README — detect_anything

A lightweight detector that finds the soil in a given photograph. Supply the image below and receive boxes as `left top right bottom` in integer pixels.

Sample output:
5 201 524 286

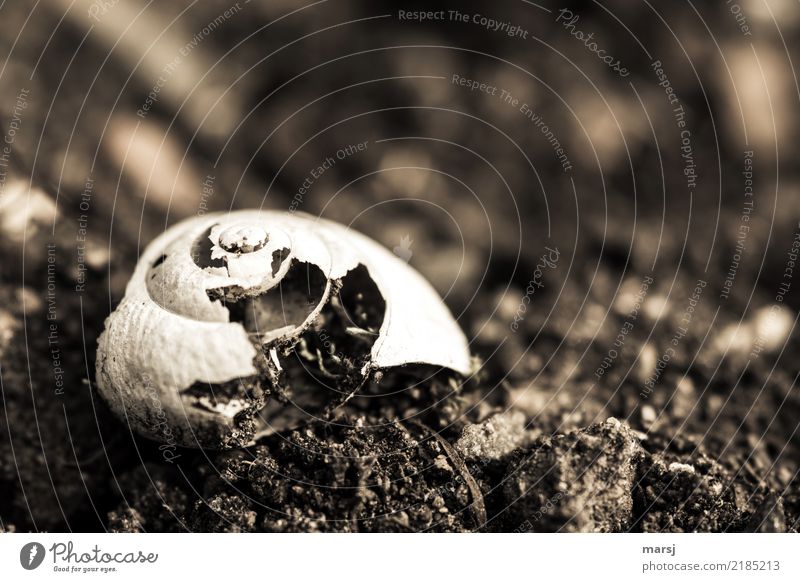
1 0 799 532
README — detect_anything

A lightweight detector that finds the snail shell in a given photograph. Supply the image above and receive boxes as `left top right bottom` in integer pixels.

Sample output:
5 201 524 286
96 210 472 448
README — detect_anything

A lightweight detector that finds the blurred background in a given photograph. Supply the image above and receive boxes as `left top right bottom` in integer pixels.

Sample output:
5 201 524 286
1 0 800 532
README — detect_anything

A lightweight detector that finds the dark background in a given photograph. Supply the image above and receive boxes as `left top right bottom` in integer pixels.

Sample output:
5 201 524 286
1 0 799 532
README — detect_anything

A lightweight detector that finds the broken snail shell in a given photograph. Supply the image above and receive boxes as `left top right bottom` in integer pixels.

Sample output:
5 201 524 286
96 210 473 449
